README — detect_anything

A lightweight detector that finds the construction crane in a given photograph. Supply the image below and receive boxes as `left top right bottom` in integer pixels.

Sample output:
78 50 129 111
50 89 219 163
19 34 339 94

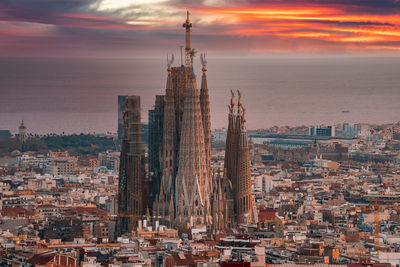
117 213 142 218
117 207 159 219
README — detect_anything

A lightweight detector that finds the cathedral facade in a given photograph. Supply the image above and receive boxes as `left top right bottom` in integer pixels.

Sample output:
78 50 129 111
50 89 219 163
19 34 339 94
150 12 212 233
149 12 256 234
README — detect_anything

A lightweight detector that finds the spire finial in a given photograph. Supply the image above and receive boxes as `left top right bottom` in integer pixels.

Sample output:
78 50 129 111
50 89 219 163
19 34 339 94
167 53 174 71
229 90 235 113
200 53 207 72
237 90 242 115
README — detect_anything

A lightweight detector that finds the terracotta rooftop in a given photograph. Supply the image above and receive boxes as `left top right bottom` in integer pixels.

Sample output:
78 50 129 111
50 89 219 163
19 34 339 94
64 206 108 217
1 207 35 217
27 251 56 265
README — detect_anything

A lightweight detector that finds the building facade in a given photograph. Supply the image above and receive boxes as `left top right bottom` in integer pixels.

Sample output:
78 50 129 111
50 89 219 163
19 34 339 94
150 12 256 233
148 95 164 204
151 12 212 232
117 96 146 234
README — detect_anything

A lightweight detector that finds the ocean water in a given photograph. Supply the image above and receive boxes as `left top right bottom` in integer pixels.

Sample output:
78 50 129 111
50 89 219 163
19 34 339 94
1 56 399 134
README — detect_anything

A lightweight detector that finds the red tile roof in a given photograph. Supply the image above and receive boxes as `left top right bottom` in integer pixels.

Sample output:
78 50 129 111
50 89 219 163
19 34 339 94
1 207 35 217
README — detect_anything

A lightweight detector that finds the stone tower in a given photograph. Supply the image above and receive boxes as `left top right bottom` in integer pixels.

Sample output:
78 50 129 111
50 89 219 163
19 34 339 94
157 63 176 224
18 120 28 144
224 91 256 224
224 91 238 191
175 57 211 231
200 53 211 189
117 96 146 234
150 12 212 230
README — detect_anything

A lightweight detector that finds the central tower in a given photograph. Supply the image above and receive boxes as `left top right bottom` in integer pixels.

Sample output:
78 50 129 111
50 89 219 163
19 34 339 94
150 12 212 233
175 53 211 231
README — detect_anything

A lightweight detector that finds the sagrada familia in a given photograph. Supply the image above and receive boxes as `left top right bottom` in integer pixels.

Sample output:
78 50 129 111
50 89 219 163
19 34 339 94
118 11 257 236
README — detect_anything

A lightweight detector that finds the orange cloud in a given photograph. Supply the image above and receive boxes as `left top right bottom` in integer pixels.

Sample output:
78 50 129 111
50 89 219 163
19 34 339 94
194 6 400 52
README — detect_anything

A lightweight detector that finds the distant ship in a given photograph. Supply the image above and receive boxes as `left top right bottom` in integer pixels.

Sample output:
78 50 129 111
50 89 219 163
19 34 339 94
342 110 351 113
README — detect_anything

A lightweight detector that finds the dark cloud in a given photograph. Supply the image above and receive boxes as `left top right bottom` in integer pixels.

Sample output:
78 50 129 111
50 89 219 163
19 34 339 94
0 0 98 25
0 0 99 13
300 19 395 27
0 0 145 31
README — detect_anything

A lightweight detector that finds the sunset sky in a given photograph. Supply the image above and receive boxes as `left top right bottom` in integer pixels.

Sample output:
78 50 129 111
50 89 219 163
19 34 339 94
1 0 400 57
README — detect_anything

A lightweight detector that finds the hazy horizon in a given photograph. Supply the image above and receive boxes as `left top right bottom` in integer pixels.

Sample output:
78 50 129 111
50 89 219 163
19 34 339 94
1 56 399 134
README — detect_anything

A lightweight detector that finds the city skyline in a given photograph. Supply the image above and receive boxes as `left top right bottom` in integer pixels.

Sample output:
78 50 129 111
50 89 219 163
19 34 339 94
1 6 400 266
1 2 400 134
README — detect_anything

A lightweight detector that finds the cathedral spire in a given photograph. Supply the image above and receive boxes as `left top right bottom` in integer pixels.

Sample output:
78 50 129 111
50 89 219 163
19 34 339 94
200 53 208 90
175 47 210 231
161 53 176 204
183 10 192 67
200 53 211 195
224 90 236 185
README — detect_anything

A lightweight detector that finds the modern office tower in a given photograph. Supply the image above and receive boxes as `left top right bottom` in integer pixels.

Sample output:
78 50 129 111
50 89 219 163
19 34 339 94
310 125 334 137
148 95 164 203
117 96 146 234
342 123 359 138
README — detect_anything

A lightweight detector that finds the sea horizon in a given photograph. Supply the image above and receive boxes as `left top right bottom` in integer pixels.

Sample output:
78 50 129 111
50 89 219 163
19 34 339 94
1 55 400 134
